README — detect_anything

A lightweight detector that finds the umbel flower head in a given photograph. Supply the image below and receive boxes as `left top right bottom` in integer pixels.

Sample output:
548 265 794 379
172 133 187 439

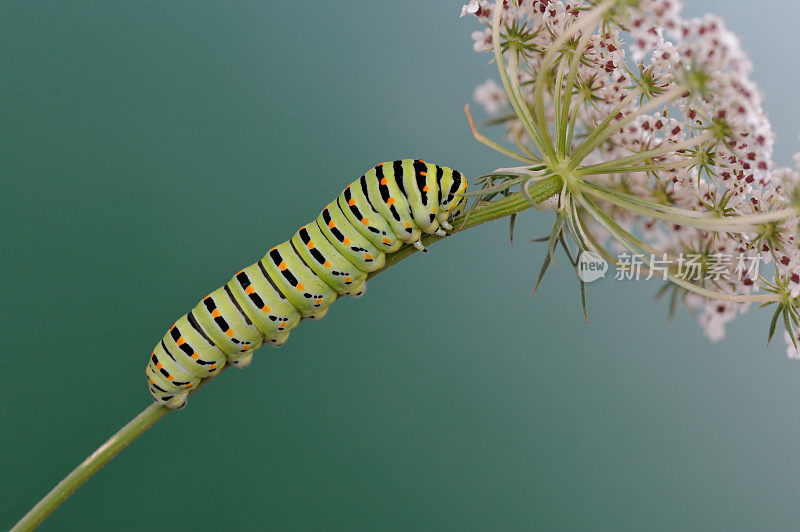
461 0 800 356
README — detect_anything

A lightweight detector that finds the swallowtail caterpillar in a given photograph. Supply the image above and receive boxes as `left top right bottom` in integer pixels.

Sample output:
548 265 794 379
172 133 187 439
146 159 468 408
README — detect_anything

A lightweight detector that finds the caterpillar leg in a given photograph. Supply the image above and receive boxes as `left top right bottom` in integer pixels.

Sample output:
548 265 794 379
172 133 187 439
436 167 468 223
268 330 292 347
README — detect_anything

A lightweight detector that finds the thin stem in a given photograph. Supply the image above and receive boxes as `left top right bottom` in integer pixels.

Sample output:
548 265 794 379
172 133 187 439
580 183 735 230
569 84 686 169
11 404 170 532
13 174 565 532
579 179 711 218
558 21 595 156
490 2 548 154
464 177 524 196
581 181 800 230
508 49 554 158
569 88 641 163
576 204 618 263
531 0 615 159
494 165 546 175
565 94 585 153
576 157 698 177
576 132 712 175
553 54 569 155
511 126 541 160
578 194 779 304
698 207 800 227
464 105 536 163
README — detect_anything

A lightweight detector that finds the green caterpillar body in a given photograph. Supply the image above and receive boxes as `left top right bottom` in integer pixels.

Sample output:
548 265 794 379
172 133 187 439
146 159 469 409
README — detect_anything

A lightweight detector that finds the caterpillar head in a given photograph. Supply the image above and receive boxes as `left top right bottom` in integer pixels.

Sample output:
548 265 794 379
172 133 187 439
449 193 468 219
437 167 469 221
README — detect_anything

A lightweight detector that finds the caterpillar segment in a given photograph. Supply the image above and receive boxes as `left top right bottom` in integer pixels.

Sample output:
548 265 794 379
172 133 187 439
316 204 385 273
146 159 468 409
292 224 367 297
366 161 424 248
228 264 301 347
338 178 402 253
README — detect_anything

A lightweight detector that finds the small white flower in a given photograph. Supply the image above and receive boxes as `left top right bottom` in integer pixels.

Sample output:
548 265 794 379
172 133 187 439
460 0 480 18
460 0 491 20
473 79 506 115
785 331 800 360
470 28 493 53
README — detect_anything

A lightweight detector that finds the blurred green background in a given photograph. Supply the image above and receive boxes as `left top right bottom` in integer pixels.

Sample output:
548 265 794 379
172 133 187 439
3 1 800 530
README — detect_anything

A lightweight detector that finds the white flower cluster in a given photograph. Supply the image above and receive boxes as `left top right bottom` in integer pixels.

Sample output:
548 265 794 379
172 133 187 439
461 0 800 356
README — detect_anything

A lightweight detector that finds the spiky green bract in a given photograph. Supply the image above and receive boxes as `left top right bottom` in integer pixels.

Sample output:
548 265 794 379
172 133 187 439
761 275 800 349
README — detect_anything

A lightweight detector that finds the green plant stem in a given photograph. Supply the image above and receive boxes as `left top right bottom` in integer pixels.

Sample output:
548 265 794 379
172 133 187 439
11 405 169 532
12 174 564 532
